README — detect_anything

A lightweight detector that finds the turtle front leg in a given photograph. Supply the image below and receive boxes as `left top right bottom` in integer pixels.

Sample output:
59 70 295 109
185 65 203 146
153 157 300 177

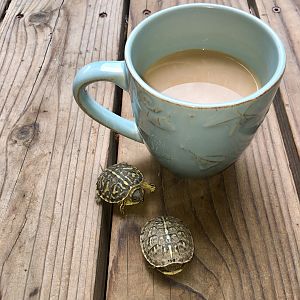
95 189 101 205
141 181 156 193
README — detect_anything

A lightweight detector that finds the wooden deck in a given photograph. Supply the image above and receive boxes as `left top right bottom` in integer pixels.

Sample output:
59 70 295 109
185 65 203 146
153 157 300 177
0 0 299 299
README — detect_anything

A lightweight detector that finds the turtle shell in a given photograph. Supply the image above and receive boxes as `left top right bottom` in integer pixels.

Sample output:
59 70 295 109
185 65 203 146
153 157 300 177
140 216 194 268
96 163 143 203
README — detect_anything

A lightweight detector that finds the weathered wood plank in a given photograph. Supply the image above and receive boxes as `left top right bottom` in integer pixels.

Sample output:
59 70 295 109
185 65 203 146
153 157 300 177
250 0 300 159
106 0 300 299
0 0 125 299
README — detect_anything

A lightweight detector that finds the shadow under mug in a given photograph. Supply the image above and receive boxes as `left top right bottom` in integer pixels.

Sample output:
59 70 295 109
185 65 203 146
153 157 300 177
73 4 286 178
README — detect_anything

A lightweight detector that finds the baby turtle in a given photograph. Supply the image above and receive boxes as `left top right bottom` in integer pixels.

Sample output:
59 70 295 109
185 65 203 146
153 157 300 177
96 163 155 213
140 216 194 275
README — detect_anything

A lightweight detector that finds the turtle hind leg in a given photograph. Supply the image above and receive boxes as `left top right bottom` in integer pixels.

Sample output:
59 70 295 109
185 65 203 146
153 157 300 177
141 181 156 193
119 200 126 214
118 196 140 214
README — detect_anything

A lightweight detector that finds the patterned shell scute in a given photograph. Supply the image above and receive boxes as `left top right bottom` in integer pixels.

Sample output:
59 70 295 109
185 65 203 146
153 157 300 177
97 163 143 203
140 216 194 267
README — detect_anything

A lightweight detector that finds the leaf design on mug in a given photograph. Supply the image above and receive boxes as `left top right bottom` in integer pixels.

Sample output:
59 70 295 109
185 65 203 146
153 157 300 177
239 101 271 134
147 111 176 131
229 110 259 136
180 146 225 170
140 93 163 113
203 102 268 136
136 89 176 131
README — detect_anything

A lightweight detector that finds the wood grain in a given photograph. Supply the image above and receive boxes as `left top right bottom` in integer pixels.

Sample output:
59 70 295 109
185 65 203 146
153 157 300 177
0 0 124 299
251 0 300 158
106 0 300 299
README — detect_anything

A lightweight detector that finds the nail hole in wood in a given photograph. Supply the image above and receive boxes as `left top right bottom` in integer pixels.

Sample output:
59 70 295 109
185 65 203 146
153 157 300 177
16 13 24 19
143 9 151 16
99 12 107 18
272 6 281 13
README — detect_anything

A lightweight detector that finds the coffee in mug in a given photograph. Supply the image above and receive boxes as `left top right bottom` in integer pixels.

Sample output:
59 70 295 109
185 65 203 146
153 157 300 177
143 49 261 104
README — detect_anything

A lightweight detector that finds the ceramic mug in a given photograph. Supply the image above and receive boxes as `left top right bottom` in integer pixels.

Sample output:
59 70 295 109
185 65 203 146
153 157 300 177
73 4 285 177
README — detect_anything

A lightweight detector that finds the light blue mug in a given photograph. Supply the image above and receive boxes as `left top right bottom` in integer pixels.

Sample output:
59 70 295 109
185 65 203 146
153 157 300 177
73 4 285 177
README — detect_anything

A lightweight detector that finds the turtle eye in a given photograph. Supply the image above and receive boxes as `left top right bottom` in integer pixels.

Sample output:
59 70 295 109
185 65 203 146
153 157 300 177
131 188 144 203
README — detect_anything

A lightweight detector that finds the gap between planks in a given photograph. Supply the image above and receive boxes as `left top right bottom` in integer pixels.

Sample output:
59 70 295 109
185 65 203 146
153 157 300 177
246 0 300 199
93 0 131 299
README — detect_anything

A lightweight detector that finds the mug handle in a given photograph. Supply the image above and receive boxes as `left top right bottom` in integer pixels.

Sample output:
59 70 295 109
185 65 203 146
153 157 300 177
72 61 143 143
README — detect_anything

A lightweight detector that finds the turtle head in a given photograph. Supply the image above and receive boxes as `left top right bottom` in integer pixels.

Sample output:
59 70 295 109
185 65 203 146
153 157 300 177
130 187 145 204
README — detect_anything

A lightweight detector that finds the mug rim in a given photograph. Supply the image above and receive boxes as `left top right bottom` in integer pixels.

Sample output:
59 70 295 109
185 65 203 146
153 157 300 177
124 3 286 108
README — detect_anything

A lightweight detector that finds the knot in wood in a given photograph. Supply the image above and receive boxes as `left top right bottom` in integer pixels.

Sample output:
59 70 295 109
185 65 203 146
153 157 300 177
28 11 51 25
12 123 39 145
